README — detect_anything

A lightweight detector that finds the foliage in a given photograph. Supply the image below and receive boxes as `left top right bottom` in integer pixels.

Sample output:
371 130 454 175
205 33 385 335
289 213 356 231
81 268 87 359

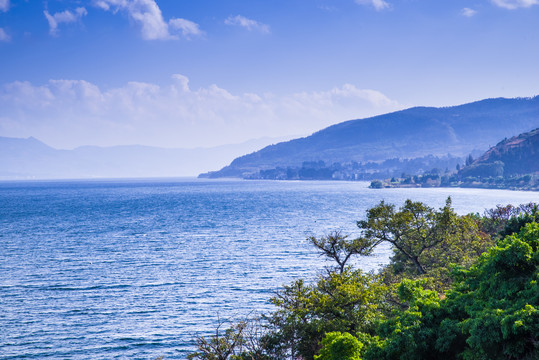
261 270 386 360
448 222 539 360
358 197 492 290
480 202 539 239
315 332 363 360
188 318 271 360
459 161 504 178
359 279 444 360
355 222 539 360
187 320 248 360
369 180 384 189
308 231 375 274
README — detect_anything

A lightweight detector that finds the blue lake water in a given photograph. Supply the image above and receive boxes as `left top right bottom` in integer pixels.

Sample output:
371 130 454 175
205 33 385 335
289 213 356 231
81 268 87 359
1 179 538 359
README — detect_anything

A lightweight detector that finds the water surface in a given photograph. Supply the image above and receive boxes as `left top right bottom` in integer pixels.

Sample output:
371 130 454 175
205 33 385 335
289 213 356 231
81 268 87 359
1 179 538 359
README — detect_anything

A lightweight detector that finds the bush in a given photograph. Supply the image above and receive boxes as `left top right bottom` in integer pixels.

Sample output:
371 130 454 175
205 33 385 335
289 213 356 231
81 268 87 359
315 332 363 360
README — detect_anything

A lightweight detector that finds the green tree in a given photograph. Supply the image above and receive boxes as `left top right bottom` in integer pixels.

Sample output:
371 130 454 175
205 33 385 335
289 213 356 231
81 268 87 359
369 180 384 189
188 320 247 360
360 279 444 360
315 332 363 360
188 317 271 360
480 202 539 239
358 197 491 290
308 231 375 274
449 222 539 360
262 270 386 360
356 221 539 360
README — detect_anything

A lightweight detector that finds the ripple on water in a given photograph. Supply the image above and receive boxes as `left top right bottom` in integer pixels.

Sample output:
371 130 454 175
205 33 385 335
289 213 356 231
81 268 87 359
1 179 538 359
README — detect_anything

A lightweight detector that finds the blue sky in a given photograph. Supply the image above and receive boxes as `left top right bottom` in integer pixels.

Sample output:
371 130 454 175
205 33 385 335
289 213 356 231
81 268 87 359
0 0 538 149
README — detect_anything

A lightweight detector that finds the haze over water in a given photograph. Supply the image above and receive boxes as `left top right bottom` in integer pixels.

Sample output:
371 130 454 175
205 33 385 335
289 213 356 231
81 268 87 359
1 179 538 359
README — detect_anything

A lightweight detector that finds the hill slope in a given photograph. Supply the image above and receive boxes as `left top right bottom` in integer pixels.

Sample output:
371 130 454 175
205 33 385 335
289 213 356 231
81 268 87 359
463 128 539 177
202 97 539 178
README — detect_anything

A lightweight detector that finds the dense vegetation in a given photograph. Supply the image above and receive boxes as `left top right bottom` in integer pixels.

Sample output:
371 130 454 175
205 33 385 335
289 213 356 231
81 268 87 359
241 156 462 181
187 200 539 360
371 172 539 191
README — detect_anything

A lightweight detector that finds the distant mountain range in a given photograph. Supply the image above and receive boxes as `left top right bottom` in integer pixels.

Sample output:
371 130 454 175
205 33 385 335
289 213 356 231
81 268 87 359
202 96 539 178
0 136 293 180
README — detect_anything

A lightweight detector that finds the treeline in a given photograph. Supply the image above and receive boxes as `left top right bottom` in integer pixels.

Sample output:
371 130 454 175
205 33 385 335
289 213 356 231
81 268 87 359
372 171 539 190
245 155 462 181
187 200 539 360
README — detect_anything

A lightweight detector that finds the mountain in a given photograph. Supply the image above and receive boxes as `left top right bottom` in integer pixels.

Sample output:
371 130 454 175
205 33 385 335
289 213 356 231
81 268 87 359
0 136 292 180
460 128 539 178
202 97 539 178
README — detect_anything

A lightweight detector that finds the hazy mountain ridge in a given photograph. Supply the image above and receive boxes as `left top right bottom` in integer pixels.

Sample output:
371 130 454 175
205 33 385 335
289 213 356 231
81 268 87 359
0 136 293 179
202 96 539 178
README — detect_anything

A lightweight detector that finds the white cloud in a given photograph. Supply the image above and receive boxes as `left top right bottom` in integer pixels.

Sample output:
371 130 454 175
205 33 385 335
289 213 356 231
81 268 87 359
0 0 9 12
127 0 169 40
224 15 270 33
94 1 111 11
0 76 402 149
461 8 478 17
355 0 390 11
94 0 202 40
491 0 539 9
169 18 203 39
44 7 87 36
0 28 10 42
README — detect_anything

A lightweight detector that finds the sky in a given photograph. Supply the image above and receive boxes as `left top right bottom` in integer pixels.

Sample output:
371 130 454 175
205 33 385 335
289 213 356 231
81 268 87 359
0 0 538 149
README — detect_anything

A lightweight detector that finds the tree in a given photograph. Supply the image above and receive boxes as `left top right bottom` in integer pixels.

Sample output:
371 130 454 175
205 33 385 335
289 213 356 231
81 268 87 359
481 202 539 238
315 332 363 360
260 198 493 359
359 279 444 360
188 316 272 360
357 197 491 289
262 270 386 360
448 222 539 360
308 231 375 274
188 319 248 360
355 221 539 360
465 154 474 166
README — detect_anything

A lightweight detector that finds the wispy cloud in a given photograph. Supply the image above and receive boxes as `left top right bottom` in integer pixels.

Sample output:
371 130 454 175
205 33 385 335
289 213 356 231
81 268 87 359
94 0 202 40
355 0 390 11
491 0 539 9
0 0 9 12
0 27 10 42
44 7 87 36
461 8 478 17
0 76 401 149
224 15 270 33
169 18 203 39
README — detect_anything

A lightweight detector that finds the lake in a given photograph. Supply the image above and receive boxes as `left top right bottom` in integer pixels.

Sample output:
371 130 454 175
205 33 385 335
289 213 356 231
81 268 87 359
1 179 538 359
